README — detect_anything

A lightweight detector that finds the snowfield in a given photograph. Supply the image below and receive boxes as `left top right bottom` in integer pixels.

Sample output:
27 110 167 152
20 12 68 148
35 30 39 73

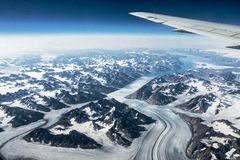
0 49 240 160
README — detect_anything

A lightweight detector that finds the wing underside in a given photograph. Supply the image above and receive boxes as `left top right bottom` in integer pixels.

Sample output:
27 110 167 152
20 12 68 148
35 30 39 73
130 12 240 48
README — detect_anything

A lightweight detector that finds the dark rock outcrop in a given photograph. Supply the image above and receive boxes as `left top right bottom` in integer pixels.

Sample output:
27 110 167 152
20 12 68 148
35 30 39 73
56 90 105 104
0 89 30 103
176 93 217 113
23 128 102 149
21 97 51 112
48 98 155 147
21 96 69 112
0 105 44 128
180 114 240 160
146 92 177 105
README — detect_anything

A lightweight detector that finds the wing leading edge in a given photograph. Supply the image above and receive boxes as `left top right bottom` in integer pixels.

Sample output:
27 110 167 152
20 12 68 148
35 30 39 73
130 12 240 49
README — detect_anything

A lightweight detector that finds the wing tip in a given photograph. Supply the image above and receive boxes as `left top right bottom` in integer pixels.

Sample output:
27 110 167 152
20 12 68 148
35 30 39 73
129 12 166 24
129 12 146 17
129 12 137 16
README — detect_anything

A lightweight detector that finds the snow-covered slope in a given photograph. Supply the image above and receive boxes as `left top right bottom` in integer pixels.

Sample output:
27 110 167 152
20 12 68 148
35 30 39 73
25 98 155 148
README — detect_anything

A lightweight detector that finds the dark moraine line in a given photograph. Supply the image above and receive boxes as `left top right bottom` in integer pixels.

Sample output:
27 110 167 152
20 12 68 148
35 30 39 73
130 110 168 160
151 118 168 160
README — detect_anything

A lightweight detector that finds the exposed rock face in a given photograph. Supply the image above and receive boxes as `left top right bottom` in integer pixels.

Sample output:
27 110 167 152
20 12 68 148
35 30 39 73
43 97 70 110
220 71 237 85
176 93 218 113
21 96 70 112
229 89 240 95
58 98 155 146
56 90 106 104
126 76 189 105
0 74 30 83
24 98 155 148
180 114 240 160
78 82 116 95
23 128 102 149
21 97 51 112
146 92 177 105
0 105 44 128
77 73 131 94
0 89 30 103
126 84 153 101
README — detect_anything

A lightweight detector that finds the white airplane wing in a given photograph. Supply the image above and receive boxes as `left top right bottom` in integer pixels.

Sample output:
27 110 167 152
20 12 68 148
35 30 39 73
130 12 240 49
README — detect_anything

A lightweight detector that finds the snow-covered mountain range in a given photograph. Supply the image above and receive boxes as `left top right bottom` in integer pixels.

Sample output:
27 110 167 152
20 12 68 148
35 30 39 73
1 49 240 160
127 68 240 159
0 50 180 150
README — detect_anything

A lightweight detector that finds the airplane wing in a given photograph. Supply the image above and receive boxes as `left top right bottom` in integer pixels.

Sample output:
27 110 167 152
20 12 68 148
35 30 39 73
130 12 240 49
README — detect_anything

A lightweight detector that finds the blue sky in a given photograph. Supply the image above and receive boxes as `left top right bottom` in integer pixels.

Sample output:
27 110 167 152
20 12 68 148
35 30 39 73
0 0 239 34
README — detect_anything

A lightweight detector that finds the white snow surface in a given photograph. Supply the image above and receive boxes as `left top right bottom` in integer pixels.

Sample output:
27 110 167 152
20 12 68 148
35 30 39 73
226 148 236 159
0 109 13 128
50 118 114 146
211 121 240 138
24 72 44 79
